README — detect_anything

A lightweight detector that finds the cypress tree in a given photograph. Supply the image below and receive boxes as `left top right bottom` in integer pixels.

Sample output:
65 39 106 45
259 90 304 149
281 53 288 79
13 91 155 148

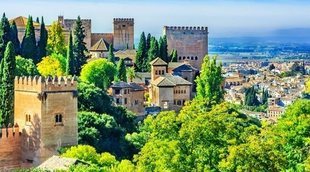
0 42 16 125
159 35 168 62
73 16 87 75
0 59 3 125
0 13 11 60
66 32 75 75
135 32 146 72
146 33 151 52
9 21 20 55
108 44 115 64
21 16 36 60
171 49 178 62
146 37 159 71
117 58 127 82
36 17 40 23
36 17 48 63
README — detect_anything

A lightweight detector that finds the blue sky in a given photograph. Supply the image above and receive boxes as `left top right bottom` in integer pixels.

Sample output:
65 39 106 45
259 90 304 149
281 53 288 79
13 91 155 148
1 0 310 39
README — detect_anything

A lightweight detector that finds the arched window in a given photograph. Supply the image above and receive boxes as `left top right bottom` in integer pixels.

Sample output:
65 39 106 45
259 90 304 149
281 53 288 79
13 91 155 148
55 114 63 125
191 56 194 60
26 114 31 123
179 56 182 60
183 56 186 60
195 56 198 60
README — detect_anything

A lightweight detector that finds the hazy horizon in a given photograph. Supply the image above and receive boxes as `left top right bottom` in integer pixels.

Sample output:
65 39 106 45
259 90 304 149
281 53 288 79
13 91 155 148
1 0 310 41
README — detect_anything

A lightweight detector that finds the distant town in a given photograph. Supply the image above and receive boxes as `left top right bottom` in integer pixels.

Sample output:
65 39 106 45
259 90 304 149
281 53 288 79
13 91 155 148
0 12 309 171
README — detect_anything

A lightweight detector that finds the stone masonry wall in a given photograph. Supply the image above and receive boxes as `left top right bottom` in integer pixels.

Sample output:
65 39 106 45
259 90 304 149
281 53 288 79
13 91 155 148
163 26 209 70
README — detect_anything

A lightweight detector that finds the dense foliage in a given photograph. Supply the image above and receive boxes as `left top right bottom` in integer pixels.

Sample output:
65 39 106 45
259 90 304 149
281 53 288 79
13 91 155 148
21 16 37 60
47 21 66 56
37 53 66 76
15 55 38 76
80 58 117 90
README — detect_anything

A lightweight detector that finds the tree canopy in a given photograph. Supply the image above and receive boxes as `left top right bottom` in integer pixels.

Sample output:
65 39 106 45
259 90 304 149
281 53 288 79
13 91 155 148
80 58 117 90
37 53 66 76
47 21 66 56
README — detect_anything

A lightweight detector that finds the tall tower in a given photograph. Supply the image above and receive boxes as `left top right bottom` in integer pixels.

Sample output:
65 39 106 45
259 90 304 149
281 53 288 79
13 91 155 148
113 18 134 50
163 26 209 70
14 76 78 166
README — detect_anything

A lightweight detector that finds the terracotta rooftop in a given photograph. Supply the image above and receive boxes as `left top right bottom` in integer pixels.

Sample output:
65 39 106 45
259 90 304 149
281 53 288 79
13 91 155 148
9 16 40 27
152 74 192 87
150 57 168 66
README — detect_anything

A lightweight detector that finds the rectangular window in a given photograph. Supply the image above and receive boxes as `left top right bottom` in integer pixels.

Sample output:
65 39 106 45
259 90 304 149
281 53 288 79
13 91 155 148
116 98 120 104
135 100 138 105
115 89 120 95
124 98 127 105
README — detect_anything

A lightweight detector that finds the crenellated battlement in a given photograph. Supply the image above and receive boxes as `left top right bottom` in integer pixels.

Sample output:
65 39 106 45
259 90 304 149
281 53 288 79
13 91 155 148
164 26 208 31
14 76 78 92
0 123 21 140
113 18 134 22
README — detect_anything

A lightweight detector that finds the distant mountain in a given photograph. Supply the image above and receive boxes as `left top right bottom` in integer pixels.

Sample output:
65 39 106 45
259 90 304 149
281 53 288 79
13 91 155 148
211 28 310 44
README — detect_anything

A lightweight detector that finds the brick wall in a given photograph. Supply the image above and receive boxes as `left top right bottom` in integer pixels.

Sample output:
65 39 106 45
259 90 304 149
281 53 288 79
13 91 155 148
0 124 22 170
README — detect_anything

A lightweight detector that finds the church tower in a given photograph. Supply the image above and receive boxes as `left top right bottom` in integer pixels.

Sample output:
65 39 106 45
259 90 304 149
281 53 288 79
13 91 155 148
14 76 78 166
113 18 134 50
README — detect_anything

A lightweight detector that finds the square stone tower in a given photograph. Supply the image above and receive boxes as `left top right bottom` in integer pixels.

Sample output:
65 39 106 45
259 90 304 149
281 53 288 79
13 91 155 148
14 76 78 166
163 26 209 70
113 18 134 50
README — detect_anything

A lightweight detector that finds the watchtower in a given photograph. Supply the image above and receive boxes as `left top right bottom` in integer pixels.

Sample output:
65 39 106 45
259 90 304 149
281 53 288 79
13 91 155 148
14 76 78 166
163 26 209 70
113 18 134 50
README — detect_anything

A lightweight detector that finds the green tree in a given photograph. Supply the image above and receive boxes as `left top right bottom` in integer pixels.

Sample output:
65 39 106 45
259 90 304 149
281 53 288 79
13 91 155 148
108 44 115 64
261 88 269 105
244 86 260 106
117 58 127 82
15 55 38 76
78 82 112 113
21 16 37 60
47 21 66 56
170 49 178 62
9 21 20 55
37 53 66 76
195 55 224 105
135 32 146 72
36 17 48 64
159 35 168 62
0 13 11 60
146 37 159 71
80 58 117 90
126 67 136 82
62 145 100 165
0 42 16 125
146 33 151 52
66 32 75 75
73 16 87 75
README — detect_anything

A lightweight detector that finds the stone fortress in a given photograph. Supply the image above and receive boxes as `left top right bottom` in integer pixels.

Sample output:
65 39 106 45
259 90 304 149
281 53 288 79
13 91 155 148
163 26 209 69
0 76 78 170
10 16 135 51
58 16 134 51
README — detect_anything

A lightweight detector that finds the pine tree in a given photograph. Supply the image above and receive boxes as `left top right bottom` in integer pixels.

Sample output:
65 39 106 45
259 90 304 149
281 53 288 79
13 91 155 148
0 13 11 60
146 37 159 71
159 35 168 62
73 16 87 75
21 16 37 60
170 49 178 62
36 17 40 23
135 32 146 72
9 21 20 55
195 55 224 105
66 32 75 75
0 42 16 125
117 58 127 82
36 17 48 63
108 44 115 64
